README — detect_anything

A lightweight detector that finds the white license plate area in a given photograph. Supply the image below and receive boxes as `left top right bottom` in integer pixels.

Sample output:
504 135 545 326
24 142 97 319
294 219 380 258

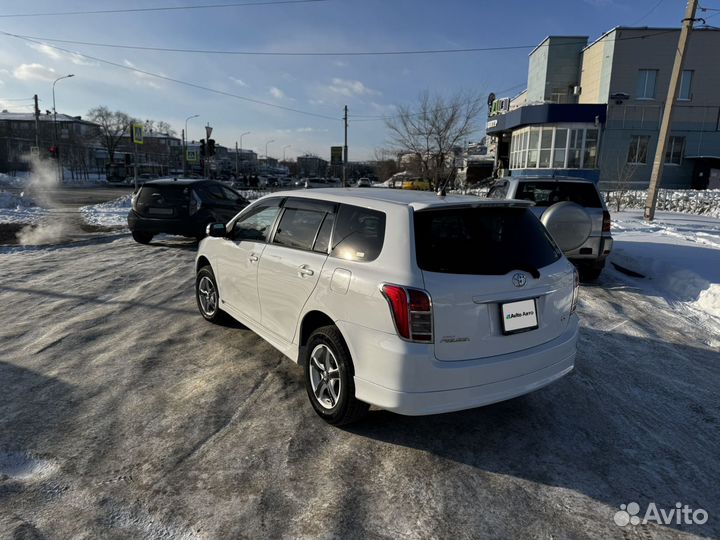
501 298 538 335
148 207 174 216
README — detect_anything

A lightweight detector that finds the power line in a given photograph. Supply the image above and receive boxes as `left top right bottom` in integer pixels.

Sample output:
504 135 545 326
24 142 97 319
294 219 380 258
12 35 538 56
0 0 327 18
4 29 680 57
630 0 666 26
0 31 341 122
0 96 35 101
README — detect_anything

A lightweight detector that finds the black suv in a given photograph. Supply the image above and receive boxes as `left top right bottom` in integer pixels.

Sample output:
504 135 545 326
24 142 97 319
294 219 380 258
128 179 249 244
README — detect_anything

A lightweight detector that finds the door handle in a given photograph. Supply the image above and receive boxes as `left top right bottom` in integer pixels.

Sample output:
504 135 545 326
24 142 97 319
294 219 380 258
297 264 314 277
249 254 259 262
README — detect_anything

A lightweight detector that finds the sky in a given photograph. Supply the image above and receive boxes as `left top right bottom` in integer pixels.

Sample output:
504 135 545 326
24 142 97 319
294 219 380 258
0 0 695 161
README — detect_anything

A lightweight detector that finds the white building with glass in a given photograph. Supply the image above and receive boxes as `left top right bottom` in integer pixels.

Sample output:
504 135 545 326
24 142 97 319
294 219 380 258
487 27 720 189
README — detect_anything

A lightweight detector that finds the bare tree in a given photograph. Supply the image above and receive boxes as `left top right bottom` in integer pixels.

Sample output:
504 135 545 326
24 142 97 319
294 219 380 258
385 90 484 189
155 121 176 137
372 148 399 182
86 106 134 163
606 158 638 212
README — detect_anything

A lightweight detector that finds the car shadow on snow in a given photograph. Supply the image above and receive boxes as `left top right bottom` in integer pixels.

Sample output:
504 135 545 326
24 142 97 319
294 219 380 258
345 328 720 538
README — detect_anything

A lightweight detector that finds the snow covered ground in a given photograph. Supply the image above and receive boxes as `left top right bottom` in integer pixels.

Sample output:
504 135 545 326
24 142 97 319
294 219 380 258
604 189 720 219
80 194 132 228
609 211 720 341
0 190 47 224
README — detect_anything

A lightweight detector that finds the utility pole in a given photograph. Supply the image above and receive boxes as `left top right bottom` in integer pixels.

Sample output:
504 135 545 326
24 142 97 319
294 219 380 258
235 141 239 177
33 94 40 149
181 128 186 178
343 105 348 187
644 0 698 221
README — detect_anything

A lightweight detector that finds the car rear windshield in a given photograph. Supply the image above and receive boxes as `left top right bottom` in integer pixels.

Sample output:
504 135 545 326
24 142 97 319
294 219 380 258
414 207 561 275
137 185 191 205
514 181 603 208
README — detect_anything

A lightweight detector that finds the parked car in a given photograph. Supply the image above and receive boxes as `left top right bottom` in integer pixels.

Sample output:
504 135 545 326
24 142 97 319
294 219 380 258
488 176 613 280
356 177 372 187
128 178 249 244
401 178 431 191
195 189 579 425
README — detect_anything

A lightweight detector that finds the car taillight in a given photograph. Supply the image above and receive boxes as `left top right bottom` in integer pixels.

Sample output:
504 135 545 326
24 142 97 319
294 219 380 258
571 268 580 313
189 190 202 215
381 284 433 343
602 210 611 233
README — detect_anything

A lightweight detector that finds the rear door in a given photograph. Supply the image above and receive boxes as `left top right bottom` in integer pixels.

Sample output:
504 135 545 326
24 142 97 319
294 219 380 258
197 183 248 223
134 184 191 218
256 198 335 342
414 206 573 362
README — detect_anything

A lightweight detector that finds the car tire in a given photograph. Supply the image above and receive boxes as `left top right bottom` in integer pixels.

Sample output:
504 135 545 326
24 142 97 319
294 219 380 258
196 266 226 323
132 231 153 244
303 325 369 426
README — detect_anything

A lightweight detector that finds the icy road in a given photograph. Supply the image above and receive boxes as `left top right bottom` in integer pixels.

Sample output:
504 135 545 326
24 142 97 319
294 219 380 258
0 234 718 540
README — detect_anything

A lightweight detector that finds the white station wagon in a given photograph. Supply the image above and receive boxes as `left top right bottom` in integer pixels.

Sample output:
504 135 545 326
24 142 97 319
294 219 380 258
195 189 579 425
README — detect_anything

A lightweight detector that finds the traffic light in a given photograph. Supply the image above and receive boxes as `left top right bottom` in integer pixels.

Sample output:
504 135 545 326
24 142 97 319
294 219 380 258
207 139 216 157
200 139 206 157
49 145 58 159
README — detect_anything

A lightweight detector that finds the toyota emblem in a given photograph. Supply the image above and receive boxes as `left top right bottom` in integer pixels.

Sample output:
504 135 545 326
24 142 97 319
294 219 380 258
512 273 527 288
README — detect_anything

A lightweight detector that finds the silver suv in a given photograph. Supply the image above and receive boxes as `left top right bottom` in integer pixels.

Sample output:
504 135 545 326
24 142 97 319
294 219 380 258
488 176 613 280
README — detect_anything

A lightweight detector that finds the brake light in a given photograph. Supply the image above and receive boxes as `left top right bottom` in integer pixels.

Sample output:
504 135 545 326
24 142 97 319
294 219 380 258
571 267 580 313
381 285 433 343
602 210 611 233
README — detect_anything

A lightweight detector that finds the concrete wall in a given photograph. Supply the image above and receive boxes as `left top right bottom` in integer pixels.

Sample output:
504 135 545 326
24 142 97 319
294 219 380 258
579 35 615 104
527 37 587 104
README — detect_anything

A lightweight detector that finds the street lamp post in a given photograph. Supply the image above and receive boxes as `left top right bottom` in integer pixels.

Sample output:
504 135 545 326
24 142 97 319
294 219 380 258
265 139 275 160
283 144 291 162
183 114 199 177
52 74 75 182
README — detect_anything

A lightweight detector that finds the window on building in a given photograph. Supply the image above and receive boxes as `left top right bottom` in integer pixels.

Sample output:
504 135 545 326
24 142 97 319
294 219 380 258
678 70 693 101
567 129 583 168
636 69 658 99
583 129 599 169
552 128 567 168
539 128 553 168
627 135 650 164
665 136 685 165
527 127 540 168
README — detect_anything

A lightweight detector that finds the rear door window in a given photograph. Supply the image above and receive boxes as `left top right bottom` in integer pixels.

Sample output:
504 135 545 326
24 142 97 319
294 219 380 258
514 181 602 207
331 204 386 262
137 185 190 205
273 208 326 251
414 207 561 275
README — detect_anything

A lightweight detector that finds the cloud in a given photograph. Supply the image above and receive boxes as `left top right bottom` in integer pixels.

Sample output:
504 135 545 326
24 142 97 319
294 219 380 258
229 76 248 87
328 78 379 97
123 59 162 89
13 63 57 81
28 42 95 66
269 86 285 99
333 60 347 68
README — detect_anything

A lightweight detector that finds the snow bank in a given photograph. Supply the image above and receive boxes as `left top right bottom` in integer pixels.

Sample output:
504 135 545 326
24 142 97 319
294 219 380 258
0 172 28 189
610 211 720 335
0 190 36 209
0 190 47 224
604 189 720 219
80 195 132 228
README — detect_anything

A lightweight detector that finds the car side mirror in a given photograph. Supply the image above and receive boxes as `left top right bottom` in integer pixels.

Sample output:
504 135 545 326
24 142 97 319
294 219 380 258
207 222 226 238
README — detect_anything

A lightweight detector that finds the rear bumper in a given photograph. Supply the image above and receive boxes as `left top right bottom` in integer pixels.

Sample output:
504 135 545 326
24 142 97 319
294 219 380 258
340 316 578 416
566 235 613 261
127 210 203 237
355 353 574 416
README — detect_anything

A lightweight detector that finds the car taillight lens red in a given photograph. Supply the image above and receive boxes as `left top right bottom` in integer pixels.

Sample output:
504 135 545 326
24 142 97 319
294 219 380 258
381 285 433 343
602 210 611 232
